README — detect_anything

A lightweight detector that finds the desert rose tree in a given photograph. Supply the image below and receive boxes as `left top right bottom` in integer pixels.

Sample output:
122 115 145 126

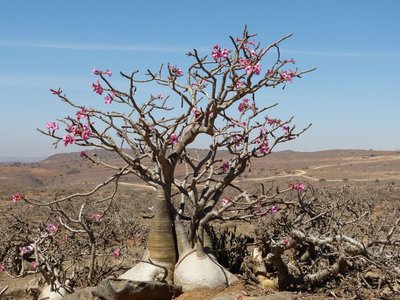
32 27 312 291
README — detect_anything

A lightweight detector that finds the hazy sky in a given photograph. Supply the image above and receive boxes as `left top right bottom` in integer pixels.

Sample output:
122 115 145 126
1 1 399 158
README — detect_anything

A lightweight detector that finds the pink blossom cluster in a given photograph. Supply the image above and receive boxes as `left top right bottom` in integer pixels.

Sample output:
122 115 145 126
169 133 179 146
221 161 230 173
289 181 306 192
221 196 230 207
0 263 5 272
63 135 75 146
46 122 59 131
255 128 269 154
29 261 38 270
113 248 122 259
243 59 261 75
61 108 93 147
46 223 59 234
19 244 34 256
266 117 281 127
104 91 115 104
283 126 290 135
92 68 112 77
170 66 183 77
63 122 92 146
76 108 91 121
235 80 245 90
94 212 104 222
238 98 250 113
12 193 23 202
192 107 202 120
92 80 104 95
280 70 296 82
270 205 278 215
212 44 230 62
260 140 270 154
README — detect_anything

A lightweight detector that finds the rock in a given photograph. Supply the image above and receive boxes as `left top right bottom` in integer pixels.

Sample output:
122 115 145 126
64 287 97 300
92 278 182 300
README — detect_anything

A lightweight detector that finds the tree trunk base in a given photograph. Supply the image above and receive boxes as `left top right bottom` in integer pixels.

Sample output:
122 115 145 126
174 251 238 291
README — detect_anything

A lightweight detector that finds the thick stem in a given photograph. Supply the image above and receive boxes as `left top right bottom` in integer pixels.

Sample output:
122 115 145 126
174 216 192 260
147 187 177 281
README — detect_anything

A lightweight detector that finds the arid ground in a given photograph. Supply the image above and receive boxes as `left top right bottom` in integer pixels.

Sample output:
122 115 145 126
0 149 399 299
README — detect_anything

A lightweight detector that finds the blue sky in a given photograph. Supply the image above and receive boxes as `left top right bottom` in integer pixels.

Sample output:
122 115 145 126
1 1 399 158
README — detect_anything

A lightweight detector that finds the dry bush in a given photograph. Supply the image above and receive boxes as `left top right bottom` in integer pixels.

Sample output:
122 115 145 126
249 184 400 299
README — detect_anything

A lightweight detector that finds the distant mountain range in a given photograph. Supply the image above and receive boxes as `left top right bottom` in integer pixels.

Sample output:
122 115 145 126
0 156 47 163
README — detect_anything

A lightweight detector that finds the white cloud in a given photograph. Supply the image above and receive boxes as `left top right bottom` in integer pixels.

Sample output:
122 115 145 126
283 49 400 59
0 39 194 53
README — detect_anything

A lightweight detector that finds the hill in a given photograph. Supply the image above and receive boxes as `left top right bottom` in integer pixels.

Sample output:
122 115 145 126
0 149 399 199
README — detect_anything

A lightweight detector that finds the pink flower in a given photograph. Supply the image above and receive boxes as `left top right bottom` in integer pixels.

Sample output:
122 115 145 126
280 70 296 82
63 134 75 147
221 161 230 173
283 126 291 135
243 59 261 75
169 133 179 146
170 66 183 77
76 108 90 121
113 248 122 259
92 68 101 75
94 212 103 222
252 63 261 75
290 181 306 193
12 193 23 202
92 80 104 95
92 68 112 77
80 151 88 158
212 45 230 62
0 263 5 272
104 95 113 104
238 98 250 113
104 90 115 104
235 80 244 90
103 69 112 77
193 107 201 117
270 205 278 215
67 125 80 136
29 261 38 270
46 122 59 131
221 197 230 207
19 244 34 256
266 117 281 127
283 238 291 246
157 93 164 100
260 141 269 154
46 223 59 234
81 123 92 141
50 87 62 95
